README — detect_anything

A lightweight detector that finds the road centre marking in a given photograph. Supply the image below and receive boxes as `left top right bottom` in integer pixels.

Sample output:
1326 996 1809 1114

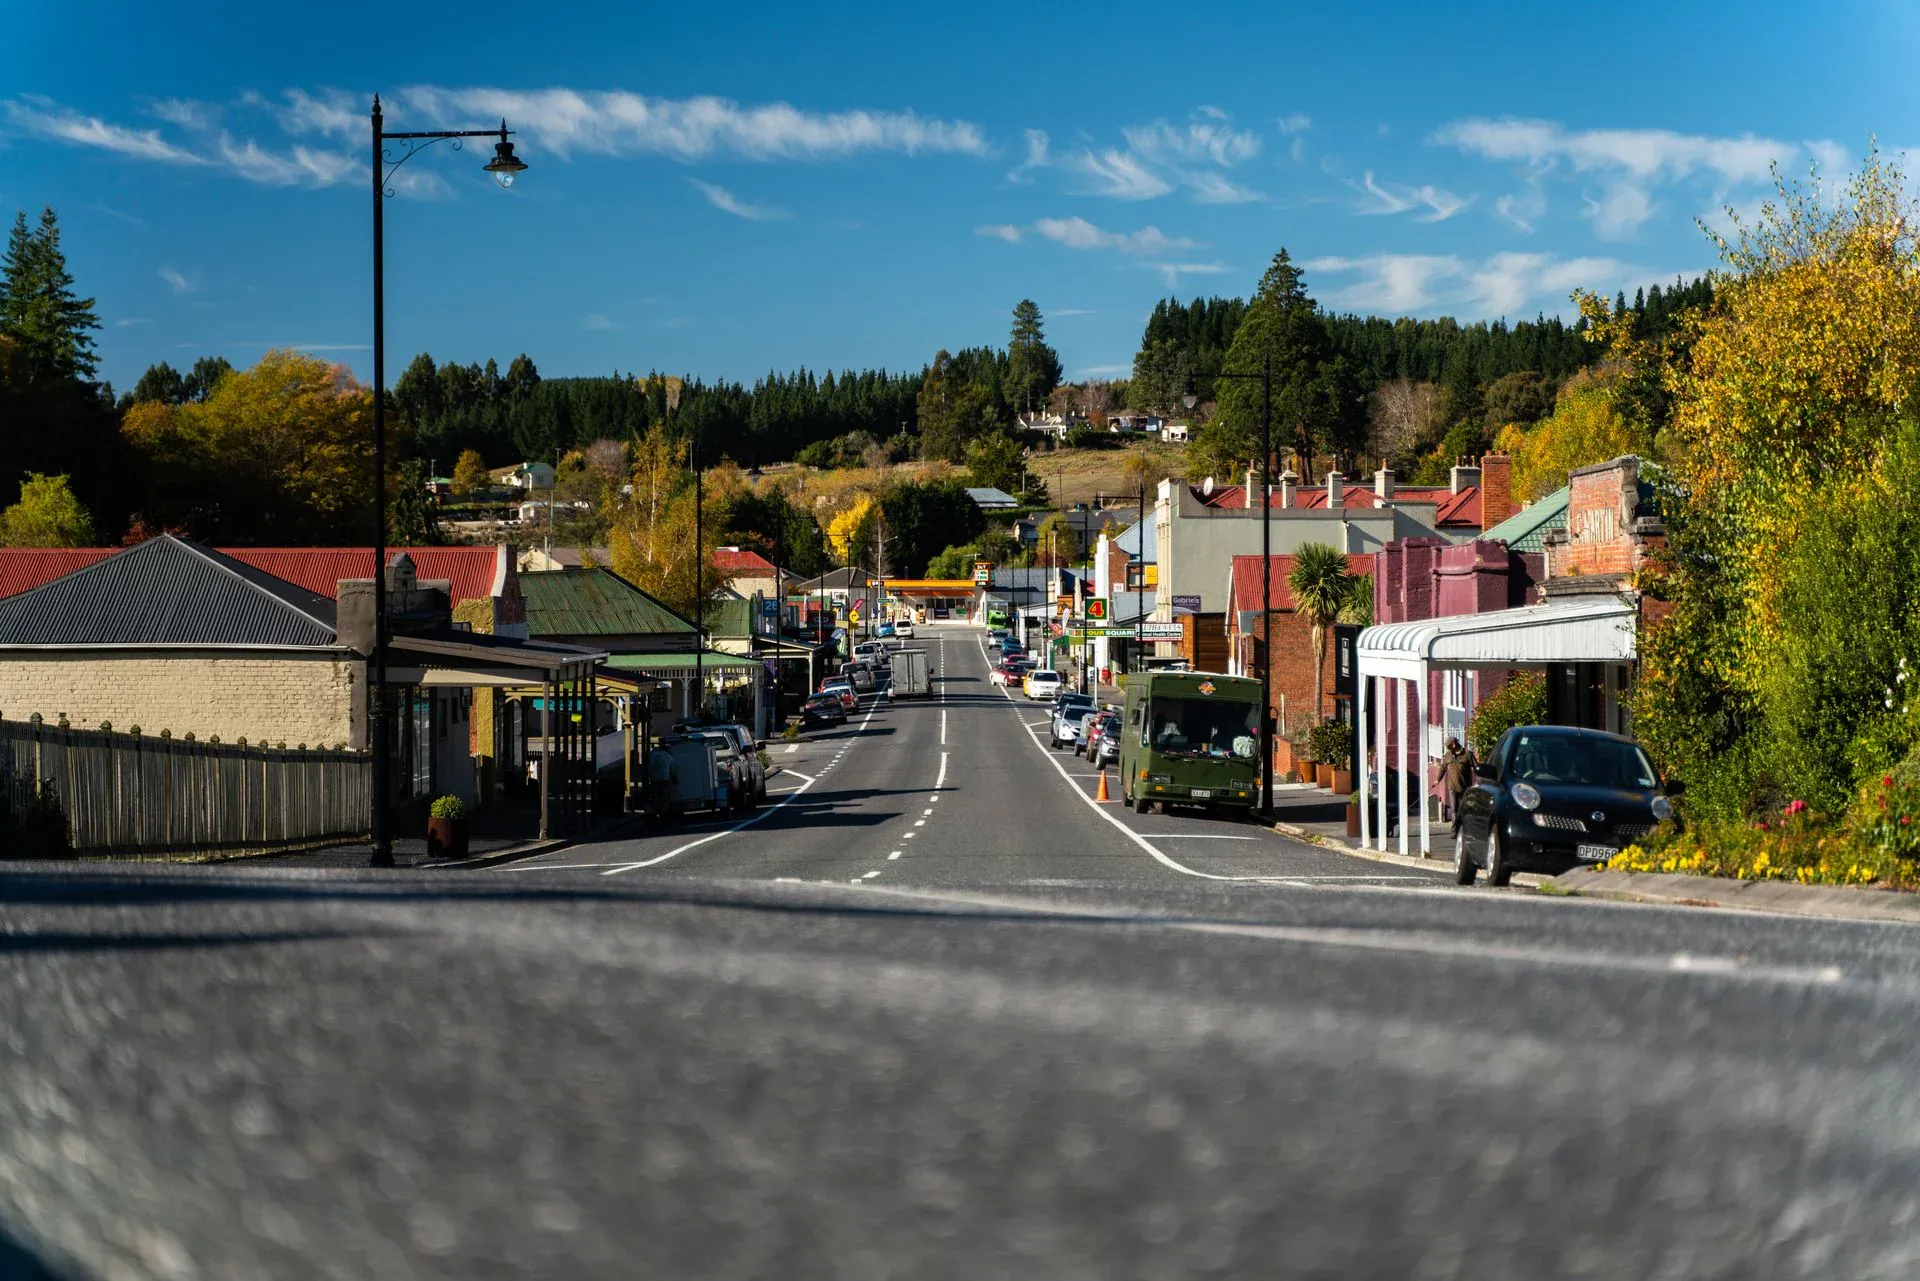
595 697 880 879
914 819 926 827
976 632 1326 884
862 870 881 879
888 851 902 860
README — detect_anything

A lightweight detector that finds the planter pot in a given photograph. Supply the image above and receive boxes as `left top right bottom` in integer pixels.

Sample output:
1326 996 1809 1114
1332 767 1353 794
1315 762 1334 790
427 815 469 860
1345 801 1361 838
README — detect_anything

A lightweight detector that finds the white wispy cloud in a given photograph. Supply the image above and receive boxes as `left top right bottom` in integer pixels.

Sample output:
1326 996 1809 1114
1435 116 1793 185
1148 261 1230 287
1494 187 1545 234
1582 183 1656 240
215 132 358 187
1007 128 1048 183
277 88 360 140
1049 308 1095 316
1071 147 1174 200
1353 171 1472 221
1184 171 1263 204
115 317 150 327
1306 251 1648 316
397 86 989 160
150 97 216 132
159 267 192 294
3 96 207 164
1277 113 1312 134
1076 363 1133 377
690 178 789 220
979 217 1199 256
582 314 619 331
1122 119 1261 168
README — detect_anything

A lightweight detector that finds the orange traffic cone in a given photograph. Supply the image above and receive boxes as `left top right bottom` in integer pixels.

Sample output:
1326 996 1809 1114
1096 768 1111 802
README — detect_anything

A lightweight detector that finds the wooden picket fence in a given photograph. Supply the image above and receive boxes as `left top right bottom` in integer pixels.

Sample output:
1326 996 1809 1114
0 715 369 858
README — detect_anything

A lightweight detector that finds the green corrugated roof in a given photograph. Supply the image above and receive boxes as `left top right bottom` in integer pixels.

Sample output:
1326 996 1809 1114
603 650 761 671
1481 486 1569 553
521 568 697 637
705 597 753 639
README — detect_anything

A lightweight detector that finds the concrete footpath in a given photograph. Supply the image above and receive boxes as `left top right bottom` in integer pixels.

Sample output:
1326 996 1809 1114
1548 867 1920 925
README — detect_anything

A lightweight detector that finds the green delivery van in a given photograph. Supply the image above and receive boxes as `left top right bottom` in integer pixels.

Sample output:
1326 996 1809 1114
1119 669 1262 818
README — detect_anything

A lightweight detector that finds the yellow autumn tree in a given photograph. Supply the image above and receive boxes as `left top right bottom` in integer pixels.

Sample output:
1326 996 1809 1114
1631 149 1920 816
1494 368 1652 503
826 494 875 566
608 424 718 619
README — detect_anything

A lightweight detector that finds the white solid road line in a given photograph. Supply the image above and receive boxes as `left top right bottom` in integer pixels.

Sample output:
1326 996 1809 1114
935 751 948 791
595 683 883 878
974 632 1321 884
941 708 947 746
1147 834 1260 840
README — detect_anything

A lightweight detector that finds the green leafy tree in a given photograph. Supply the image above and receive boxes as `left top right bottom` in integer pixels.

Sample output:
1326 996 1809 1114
1034 512 1079 566
1482 370 1555 430
1128 337 1194 418
184 356 234 403
965 430 1026 494
451 448 490 496
0 472 96 546
0 208 99 387
1286 543 1353 720
877 479 985 577
1006 299 1063 416
132 361 188 405
1467 672 1548 758
389 458 442 545
918 350 1004 461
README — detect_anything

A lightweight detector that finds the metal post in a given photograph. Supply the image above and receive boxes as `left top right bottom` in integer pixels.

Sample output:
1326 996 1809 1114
369 96 392 865
1259 353 1274 815
1357 673 1370 848
693 431 703 721
538 673 552 840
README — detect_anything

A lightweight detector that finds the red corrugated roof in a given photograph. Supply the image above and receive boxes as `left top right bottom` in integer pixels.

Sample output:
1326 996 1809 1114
1197 483 1483 527
712 547 776 573
1227 553 1375 615
0 546 503 603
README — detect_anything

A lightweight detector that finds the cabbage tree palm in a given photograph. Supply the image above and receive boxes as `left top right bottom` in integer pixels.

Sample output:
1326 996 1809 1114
1287 542 1352 724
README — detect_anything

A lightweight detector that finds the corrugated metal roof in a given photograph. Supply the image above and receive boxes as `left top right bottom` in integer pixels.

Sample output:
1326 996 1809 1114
0 535 338 647
1198 483 1484 528
602 650 762 672
705 598 753 638
1481 487 1570 552
0 545 504 603
520 568 697 638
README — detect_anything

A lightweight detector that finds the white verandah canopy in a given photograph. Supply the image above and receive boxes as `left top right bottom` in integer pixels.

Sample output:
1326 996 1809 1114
1355 594 1637 857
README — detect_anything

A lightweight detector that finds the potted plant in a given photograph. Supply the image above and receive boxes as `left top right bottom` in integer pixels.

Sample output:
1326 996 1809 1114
1345 791 1362 839
427 794 470 859
1306 720 1347 791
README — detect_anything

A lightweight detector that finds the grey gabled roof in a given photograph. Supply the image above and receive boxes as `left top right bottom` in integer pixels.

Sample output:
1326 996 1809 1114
0 534 339 647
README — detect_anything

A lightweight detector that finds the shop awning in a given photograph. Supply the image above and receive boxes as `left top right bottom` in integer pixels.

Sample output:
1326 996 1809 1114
603 649 762 676
1356 594 1636 682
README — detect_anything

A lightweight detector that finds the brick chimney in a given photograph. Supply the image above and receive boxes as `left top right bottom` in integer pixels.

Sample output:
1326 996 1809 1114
1244 469 1258 510
1479 454 1513 529
1373 467 1394 505
1449 463 1481 495
1279 469 1298 509
1325 470 1344 511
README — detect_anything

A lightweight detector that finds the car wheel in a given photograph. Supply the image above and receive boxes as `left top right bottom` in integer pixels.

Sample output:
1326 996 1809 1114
1486 826 1513 887
1453 827 1477 885
1134 794 1153 815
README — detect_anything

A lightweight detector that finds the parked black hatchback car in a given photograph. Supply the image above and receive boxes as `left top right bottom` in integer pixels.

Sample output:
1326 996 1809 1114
1453 725 1675 886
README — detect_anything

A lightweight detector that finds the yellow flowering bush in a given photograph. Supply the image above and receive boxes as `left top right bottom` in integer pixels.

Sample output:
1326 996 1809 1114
1603 791 1919 888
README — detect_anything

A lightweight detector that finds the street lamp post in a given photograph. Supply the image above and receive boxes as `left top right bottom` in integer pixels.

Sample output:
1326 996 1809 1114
368 95 526 866
1190 355 1274 815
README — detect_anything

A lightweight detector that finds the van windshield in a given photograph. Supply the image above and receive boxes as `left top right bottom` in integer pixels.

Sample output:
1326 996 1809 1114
1147 696 1258 760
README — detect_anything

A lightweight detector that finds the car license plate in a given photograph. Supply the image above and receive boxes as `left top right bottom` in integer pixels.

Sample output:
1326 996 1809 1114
1190 788 1212 799
1576 843 1616 862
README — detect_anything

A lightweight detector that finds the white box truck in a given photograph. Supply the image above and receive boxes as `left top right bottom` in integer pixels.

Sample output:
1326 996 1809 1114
891 647 932 699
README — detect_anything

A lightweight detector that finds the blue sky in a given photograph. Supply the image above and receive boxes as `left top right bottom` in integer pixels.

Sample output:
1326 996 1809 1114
4 0 1916 393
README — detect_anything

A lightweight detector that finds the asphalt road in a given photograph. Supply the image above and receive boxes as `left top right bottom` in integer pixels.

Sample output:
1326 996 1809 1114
4 627 1920 1278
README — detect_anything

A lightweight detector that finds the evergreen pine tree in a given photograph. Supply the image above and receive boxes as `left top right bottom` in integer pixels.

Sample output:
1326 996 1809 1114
0 208 99 386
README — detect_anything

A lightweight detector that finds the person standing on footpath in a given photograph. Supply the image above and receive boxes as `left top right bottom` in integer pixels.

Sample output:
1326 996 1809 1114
1442 737 1478 830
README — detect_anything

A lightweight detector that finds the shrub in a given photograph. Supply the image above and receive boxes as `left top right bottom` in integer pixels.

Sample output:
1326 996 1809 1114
1302 719 1351 770
428 794 468 821
1467 672 1547 758
0 774 72 858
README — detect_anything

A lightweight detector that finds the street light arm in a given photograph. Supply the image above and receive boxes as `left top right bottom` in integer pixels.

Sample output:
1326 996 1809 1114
378 129 510 194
